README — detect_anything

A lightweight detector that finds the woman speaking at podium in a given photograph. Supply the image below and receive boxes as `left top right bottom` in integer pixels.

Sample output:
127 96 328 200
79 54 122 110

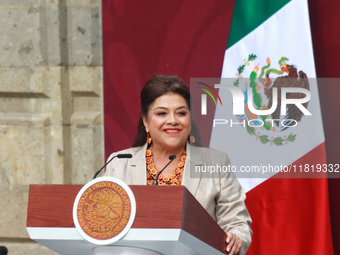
105 75 252 255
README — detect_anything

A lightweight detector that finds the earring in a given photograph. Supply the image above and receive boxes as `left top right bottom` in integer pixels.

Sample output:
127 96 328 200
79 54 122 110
188 135 195 144
147 132 152 144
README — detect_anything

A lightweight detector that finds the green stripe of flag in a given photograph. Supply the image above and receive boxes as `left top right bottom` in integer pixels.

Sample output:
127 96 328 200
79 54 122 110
227 0 291 49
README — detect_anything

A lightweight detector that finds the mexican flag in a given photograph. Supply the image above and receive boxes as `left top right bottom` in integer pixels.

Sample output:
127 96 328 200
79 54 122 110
209 0 334 254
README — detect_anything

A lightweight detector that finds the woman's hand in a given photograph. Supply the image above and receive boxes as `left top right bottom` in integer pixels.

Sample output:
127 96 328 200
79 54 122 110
225 232 242 255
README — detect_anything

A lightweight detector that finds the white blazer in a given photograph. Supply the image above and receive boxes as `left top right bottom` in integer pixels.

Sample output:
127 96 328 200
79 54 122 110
105 143 252 254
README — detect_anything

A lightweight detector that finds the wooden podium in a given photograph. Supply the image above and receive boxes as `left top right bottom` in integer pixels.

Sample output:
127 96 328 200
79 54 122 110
27 185 227 255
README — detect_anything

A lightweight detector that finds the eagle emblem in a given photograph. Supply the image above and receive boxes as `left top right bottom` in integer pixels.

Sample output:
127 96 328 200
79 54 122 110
76 181 131 240
234 54 310 146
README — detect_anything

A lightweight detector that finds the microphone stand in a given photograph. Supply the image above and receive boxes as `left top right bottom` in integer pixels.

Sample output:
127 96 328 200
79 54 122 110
153 155 176 185
93 154 132 179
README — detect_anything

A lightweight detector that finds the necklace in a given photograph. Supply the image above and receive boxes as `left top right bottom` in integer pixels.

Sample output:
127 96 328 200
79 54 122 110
146 148 186 185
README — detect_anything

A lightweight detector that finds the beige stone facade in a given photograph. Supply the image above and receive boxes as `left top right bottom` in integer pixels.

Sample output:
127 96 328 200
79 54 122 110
0 0 104 254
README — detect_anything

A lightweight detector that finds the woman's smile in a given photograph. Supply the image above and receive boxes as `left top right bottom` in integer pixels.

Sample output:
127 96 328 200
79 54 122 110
163 128 181 134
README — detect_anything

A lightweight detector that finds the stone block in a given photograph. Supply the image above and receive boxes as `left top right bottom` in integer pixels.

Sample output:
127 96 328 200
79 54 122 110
0 185 29 238
0 115 64 185
0 4 46 67
71 112 104 184
69 66 103 97
67 3 102 66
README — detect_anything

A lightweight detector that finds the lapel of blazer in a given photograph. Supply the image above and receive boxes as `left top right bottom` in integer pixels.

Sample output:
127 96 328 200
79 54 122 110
182 143 202 197
128 143 147 185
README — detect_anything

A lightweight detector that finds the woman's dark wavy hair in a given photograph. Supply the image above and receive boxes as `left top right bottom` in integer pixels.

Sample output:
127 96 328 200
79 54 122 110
132 74 201 147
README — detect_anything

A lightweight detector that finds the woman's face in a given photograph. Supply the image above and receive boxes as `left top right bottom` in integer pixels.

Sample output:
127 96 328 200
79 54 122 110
143 92 191 151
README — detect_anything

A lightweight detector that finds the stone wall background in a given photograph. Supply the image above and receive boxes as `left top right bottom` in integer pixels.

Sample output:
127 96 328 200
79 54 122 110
0 0 104 254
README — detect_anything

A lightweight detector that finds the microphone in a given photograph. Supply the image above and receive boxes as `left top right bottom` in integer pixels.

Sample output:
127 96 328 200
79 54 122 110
153 155 176 185
93 153 132 179
0 246 8 255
